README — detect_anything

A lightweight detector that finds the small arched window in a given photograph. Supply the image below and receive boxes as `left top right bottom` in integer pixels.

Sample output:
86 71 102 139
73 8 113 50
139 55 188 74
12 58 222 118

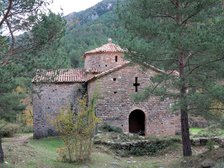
115 56 118 62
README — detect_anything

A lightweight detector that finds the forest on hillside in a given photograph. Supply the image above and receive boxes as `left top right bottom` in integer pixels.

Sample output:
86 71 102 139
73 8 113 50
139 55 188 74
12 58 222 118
61 0 125 67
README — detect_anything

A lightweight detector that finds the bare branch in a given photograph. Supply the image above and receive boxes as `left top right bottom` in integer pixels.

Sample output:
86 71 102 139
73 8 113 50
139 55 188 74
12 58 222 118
169 0 176 6
0 0 13 27
188 107 224 111
184 52 195 65
183 2 189 8
181 2 205 25
186 57 224 77
5 19 15 53
151 14 176 21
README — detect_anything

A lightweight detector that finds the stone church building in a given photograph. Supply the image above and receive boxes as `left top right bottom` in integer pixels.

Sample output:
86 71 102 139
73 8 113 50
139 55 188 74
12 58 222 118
32 39 179 139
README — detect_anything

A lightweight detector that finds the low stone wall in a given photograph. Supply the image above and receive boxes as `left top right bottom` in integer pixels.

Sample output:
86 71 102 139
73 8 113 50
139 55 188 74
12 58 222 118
94 133 224 156
191 137 224 146
189 116 209 128
94 133 181 156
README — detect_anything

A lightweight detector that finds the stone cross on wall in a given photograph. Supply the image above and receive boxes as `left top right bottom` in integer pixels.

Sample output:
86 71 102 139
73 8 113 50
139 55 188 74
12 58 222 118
133 77 140 92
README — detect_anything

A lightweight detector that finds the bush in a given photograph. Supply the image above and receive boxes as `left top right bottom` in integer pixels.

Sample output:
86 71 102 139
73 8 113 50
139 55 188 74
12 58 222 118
99 123 123 133
17 125 33 133
126 139 176 156
0 123 19 137
52 96 100 163
206 139 215 151
94 130 181 157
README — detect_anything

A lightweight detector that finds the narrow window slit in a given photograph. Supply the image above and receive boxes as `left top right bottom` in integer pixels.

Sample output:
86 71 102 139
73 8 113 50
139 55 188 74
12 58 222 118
133 77 140 92
115 56 118 62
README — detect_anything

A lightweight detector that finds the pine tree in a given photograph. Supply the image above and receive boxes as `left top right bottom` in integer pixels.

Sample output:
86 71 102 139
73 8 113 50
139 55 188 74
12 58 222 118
118 0 224 156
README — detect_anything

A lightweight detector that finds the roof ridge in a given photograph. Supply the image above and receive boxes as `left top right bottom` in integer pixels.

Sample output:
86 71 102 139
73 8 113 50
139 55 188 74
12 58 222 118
32 68 87 83
87 61 130 82
84 41 124 56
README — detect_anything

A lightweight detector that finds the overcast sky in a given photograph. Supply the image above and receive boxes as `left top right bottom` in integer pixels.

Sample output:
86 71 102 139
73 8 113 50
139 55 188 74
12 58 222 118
50 0 102 15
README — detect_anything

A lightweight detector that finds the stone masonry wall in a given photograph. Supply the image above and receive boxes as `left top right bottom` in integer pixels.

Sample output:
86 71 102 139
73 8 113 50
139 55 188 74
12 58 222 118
88 64 180 137
32 83 84 138
84 52 125 72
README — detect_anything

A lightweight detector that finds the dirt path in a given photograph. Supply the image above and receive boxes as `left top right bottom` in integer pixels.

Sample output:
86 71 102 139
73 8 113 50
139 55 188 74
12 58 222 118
3 133 33 145
3 133 36 166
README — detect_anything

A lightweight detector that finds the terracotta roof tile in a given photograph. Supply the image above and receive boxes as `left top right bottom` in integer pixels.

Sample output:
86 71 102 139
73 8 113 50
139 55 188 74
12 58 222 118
84 39 124 56
87 61 129 81
87 62 178 82
32 69 86 83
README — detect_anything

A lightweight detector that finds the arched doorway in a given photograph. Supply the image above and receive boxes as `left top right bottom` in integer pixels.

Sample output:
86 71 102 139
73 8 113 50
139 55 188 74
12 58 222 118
129 110 145 135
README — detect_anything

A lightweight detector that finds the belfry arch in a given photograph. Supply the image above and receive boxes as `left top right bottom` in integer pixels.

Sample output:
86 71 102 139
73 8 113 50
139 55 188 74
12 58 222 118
129 109 145 136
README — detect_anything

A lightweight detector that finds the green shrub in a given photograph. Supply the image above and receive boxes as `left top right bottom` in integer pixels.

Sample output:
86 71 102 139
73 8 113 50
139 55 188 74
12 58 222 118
52 96 100 163
206 139 214 151
110 137 179 157
99 123 123 133
0 123 19 137
17 125 33 133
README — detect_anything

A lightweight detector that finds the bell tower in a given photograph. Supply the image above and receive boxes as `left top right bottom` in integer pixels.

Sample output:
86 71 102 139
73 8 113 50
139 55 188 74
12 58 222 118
84 39 126 73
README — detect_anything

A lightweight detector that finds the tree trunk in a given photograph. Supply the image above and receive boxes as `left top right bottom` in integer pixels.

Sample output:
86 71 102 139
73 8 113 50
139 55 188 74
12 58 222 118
0 138 4 163
180 85 192 156
179 53 192 156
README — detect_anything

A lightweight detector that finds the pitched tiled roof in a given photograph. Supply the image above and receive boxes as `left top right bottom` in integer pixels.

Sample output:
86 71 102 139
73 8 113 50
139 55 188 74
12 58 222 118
84 39 124 56
88 61 130 82
87 62 179 82
32 66 178 84
32 69 86 83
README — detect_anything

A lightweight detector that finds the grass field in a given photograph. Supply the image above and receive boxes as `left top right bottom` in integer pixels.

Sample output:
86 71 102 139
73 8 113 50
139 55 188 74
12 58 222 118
190 127 224 138
2 134 180 168
3 128 223 168
190 128 203 136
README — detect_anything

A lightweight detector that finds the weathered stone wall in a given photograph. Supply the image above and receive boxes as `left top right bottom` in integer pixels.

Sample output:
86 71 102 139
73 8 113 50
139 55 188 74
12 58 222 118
88 64 180 137
84 52 125 72
32 83 84 138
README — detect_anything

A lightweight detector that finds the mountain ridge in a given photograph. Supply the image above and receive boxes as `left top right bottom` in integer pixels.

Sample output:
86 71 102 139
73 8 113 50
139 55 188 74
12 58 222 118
65 0 116 26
